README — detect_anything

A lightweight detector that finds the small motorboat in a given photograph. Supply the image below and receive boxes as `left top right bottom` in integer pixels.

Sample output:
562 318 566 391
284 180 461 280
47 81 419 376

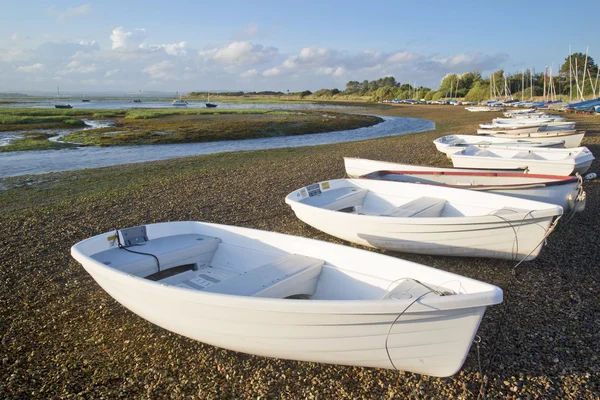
434 134 565 157
450 145 594 176
343 157 527 178
286 179 563 260
359 170 585 212
71 221 503 377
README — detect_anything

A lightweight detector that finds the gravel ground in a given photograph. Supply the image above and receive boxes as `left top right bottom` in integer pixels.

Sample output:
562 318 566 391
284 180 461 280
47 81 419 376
1 106 599 399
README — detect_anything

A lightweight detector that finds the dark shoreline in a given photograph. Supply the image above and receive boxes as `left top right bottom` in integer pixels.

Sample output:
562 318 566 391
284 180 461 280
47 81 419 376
1 105 598 398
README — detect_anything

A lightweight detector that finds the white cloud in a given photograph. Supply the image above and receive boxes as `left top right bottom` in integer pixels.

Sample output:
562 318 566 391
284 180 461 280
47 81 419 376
11 33 20 41
240 69 258 78
105 68 119 77
110 27 147 51
201 41 278 66
387 51 421 64
109 27 188 59
142 60 177 80
0 48 33 62
57 60 97 75
262 67 280 77
160 42 187 56
283 47 334 69
48 4 92 21
15 63 45 73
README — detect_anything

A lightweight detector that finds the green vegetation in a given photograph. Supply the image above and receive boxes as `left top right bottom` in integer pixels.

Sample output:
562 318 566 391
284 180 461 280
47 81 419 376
124 108 271 119
0 132 78 152
186 51 599 104
62 111 383 147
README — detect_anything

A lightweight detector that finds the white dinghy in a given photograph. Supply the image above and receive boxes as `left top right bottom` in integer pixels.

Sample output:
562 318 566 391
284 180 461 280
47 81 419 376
71 222 503 377
359 170 585 212
488 130 585 148
285 179 562 260
478 121 576 134
434 134 565 157
343 157 527 178
451 145 594 176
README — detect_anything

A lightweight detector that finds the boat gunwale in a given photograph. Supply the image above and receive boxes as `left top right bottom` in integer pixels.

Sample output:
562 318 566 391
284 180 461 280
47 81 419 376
285 178 564 224
70 222 503 312
358 170 579 190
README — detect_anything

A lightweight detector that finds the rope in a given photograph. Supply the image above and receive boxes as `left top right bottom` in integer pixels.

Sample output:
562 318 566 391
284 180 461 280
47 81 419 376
115 229 162 276
476 292 511 400
384 290 435 370
474 335 485 399
510 214 561 276
383 278 449 370
564 173 585 224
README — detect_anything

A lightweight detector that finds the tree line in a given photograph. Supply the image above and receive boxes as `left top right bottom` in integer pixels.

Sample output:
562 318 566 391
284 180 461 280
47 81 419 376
187 52 598 102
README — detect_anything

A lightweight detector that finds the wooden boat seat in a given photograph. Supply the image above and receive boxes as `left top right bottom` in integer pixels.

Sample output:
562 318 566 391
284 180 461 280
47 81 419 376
91 234 221 278
201 254 325 298
380 197 447 218
304 187 368 211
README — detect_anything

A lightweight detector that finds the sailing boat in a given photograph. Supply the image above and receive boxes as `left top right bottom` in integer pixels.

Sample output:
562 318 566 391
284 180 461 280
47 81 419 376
55 87 73 109
172 91 188 107
205 91 217 108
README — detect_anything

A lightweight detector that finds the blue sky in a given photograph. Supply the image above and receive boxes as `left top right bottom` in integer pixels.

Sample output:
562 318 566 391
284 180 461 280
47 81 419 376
0 0 596 93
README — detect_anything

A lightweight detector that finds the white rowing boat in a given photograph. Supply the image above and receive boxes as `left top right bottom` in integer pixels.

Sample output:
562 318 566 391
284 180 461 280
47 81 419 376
359 170 585 212
71 221 503 376
285 179 562 260
434 134 565 157
343 157 527 178
488 131 585 148
450 146 594 176
478 121 576 133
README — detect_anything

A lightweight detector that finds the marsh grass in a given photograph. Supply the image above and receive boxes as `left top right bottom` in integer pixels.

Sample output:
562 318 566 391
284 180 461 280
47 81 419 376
62 111 382 146
0 131 79 152
123 108 271 119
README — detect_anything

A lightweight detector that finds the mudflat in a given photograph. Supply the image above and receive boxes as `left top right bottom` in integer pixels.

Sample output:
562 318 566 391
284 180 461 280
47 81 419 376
0 105 598 398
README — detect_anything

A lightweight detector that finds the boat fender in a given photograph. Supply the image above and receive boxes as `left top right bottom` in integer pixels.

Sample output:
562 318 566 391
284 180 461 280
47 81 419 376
584 172 597 180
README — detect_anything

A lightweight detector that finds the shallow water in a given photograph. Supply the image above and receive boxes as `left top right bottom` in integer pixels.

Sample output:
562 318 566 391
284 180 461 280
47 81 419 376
1 99 367 111
0 116 434 178
0 119 115 146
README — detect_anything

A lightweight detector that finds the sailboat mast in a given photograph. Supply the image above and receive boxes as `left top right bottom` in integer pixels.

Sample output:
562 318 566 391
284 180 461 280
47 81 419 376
521 69 525 101
530 69 533 100
569 46 572 102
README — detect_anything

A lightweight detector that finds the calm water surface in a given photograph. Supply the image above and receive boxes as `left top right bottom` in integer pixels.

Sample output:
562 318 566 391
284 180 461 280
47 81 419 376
0 115 434 178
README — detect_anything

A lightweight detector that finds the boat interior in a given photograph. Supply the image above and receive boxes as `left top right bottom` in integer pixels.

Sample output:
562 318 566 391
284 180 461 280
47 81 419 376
294 183 535 219
461 146 580 161
90 226 455 301
361 171 573 186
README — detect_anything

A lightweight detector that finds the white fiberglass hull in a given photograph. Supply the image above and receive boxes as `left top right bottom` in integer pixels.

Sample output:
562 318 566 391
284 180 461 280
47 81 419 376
434 134 565 157
451 146 594 176
71 222 503 377
286 180 562 260
359 171 583 211
343 157 526 178
489 131 584 148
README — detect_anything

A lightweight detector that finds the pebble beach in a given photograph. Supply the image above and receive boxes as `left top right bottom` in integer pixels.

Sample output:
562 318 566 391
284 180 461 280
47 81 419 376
1 105 598 399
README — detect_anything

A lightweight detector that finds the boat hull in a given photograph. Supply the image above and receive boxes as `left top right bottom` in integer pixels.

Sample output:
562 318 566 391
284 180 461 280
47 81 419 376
360 171 583 211
489 132 584 148
343 157 526 178
451 146 594 176
286 180 562 261
71 222 503 376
